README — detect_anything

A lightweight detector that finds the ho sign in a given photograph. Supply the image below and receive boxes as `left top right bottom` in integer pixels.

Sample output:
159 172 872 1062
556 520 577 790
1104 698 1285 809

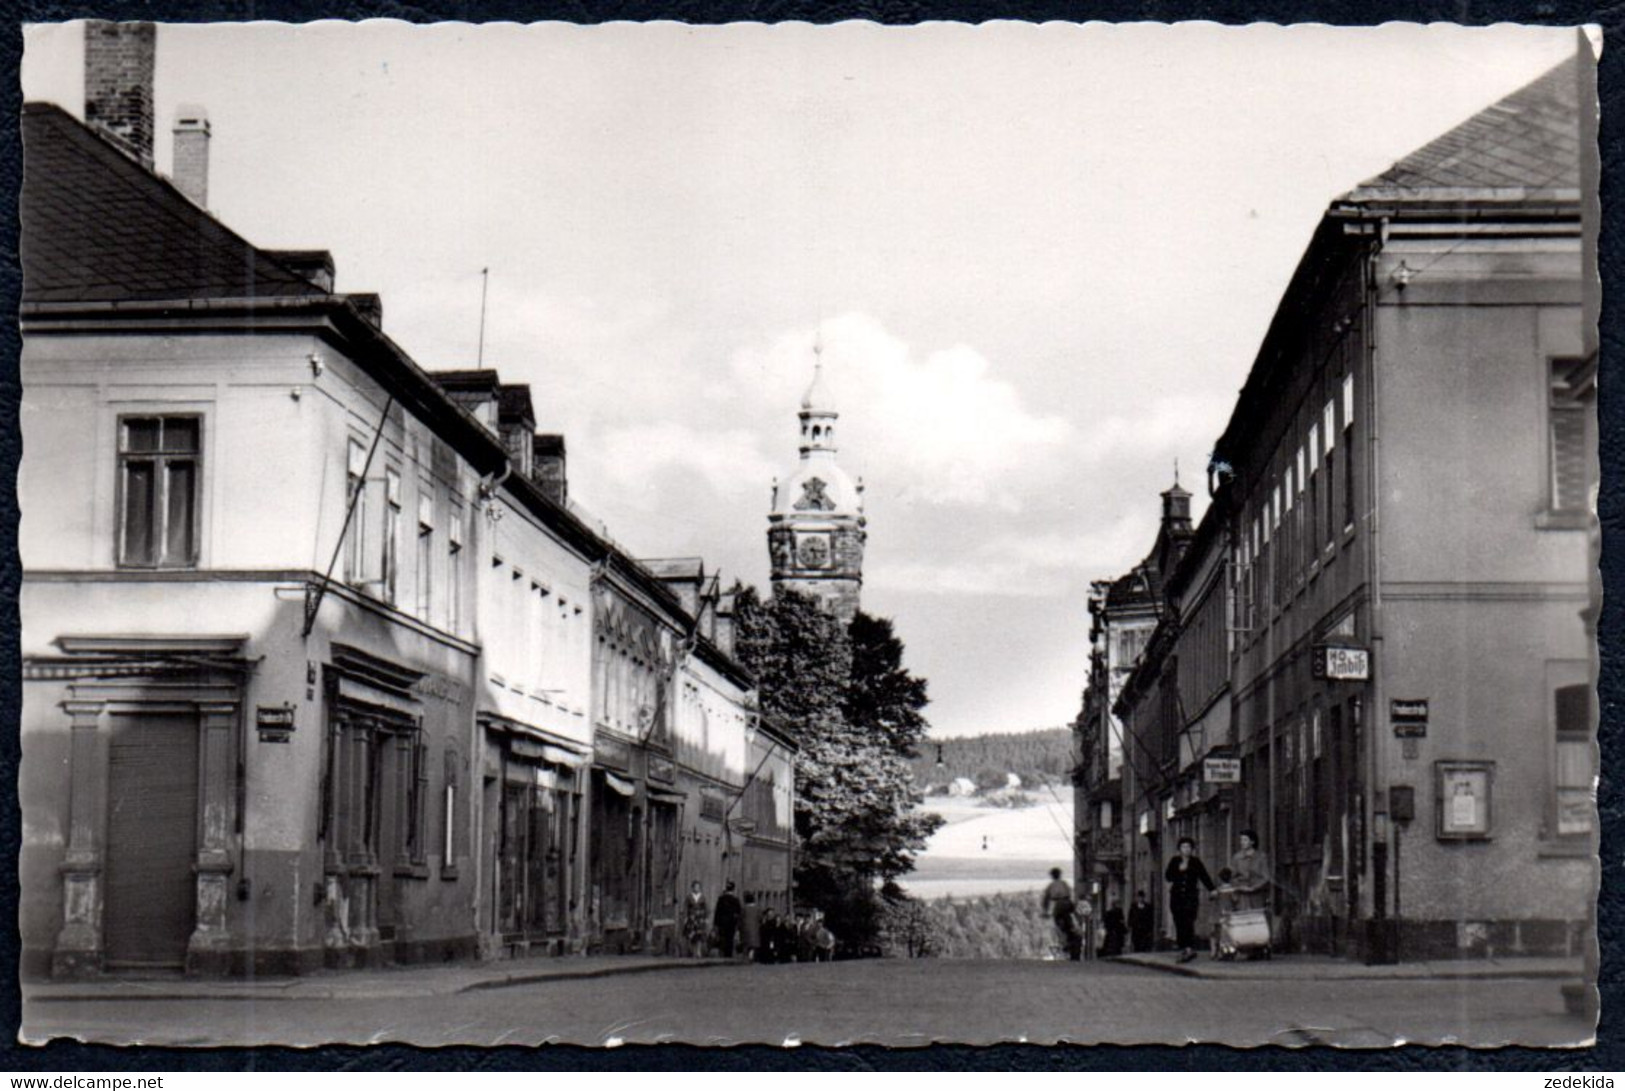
1313 644 1371 681
1203 757 1241 784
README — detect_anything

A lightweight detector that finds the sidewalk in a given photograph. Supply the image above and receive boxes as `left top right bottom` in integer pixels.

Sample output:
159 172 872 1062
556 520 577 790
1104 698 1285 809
1115 951 1584 981
25 953 738 1003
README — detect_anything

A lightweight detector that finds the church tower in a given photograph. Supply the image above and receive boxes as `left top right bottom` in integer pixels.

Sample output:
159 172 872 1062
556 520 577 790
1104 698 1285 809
768 340 866 621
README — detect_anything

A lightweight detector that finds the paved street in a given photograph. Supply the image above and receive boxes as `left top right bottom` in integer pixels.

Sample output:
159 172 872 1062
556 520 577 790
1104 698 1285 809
22 958 1592 1050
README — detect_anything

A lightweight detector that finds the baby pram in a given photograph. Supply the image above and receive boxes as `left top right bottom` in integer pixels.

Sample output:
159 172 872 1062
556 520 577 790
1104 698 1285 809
1211 884 1272 960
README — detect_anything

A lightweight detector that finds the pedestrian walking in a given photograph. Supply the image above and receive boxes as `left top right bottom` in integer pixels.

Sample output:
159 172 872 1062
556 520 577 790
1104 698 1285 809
740 891 762 961
1127 890 1155 953
795 910 816 963
813 910 836 962
756 907 780 964
1228 829 1271 912
683 880 709 958
1165 836 1215 963
1101 896 1127 957
713 881 743 958
1040 867 1082 961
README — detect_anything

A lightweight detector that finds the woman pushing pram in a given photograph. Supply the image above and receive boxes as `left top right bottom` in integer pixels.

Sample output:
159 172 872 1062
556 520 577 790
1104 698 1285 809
1210 829 1273 960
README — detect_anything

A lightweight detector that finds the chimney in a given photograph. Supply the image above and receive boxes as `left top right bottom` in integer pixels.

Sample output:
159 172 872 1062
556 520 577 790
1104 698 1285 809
497 386 537 479
84 21 156 168
532 434 567 505
264 250 335 292
171 104 210 207
348 293 384 329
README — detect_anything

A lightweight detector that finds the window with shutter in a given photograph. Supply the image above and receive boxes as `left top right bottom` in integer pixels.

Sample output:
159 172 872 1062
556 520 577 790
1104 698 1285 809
1550 358 1592 515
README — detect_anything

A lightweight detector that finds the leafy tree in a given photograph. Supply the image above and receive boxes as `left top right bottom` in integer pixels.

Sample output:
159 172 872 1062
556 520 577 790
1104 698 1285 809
733 587 945 943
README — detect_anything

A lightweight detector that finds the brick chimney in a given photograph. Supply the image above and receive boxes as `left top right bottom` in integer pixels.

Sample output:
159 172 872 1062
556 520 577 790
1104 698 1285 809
84 21 156 168
170 104 210 207
532 434 567 505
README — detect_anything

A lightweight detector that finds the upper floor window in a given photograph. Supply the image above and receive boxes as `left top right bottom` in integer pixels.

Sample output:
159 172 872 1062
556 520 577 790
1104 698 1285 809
447 508 465 635
1550 358 1594 515
383 469 402 605
344 440 368 585
118 415 200 568
416 490 435 621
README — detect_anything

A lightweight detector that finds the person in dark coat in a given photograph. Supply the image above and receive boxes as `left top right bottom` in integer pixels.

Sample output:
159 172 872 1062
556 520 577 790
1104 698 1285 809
1101 896 1127 957
740 892 762 961
757 908 781 964
1165 836 1216 963
713 881 743 958
1128 890 1155 953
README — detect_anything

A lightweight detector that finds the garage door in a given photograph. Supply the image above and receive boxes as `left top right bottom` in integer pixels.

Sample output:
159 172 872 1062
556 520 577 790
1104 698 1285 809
103 712 199 969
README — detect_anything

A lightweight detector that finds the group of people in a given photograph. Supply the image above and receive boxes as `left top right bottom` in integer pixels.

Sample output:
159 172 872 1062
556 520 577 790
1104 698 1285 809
682 880 837 963
1040 829 1272 963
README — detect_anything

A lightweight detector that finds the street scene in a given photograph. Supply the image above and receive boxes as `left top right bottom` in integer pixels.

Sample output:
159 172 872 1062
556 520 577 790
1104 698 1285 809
14 19 1600 1053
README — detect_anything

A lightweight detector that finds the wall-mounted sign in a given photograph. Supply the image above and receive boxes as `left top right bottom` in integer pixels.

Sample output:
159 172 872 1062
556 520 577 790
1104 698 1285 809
701 792 725 823
256 704 296 743
594 734 631 771
1436 761 1493 840
1163 798 1176 821
1313 644 1371 681
1203 757 1242 784
1391 698 1429 738
648 755 676 784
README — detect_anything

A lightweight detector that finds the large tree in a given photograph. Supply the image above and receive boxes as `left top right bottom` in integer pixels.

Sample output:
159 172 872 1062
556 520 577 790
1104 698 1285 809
733 586 943 941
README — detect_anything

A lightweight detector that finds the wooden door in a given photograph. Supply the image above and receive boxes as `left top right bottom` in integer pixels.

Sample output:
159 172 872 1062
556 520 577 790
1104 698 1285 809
103 712 199 969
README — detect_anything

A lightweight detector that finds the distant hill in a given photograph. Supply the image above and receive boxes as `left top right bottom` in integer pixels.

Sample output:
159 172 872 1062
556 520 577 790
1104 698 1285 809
910 728 1073 794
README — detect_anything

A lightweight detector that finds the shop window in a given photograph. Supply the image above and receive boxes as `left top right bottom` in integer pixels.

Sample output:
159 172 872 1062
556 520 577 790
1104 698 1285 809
118 415 201 568
441 747 459 876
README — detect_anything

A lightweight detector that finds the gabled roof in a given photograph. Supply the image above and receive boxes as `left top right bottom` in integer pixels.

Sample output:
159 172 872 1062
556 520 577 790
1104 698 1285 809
1344 55 1580 202
21 102 326 304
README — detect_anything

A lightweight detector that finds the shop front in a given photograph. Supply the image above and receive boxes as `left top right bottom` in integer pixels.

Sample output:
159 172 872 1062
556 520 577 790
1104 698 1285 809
485 726 587 956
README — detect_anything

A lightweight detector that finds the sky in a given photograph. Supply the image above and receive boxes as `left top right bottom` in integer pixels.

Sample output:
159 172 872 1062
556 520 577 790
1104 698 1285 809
22 20 1585 736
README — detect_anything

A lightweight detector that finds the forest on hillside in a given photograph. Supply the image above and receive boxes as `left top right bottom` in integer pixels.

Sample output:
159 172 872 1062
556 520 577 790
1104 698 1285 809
879 889 1061 960
909 727 1074 793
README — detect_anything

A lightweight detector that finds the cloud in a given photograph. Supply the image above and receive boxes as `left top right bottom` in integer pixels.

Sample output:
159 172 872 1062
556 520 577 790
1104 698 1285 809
868 519 1153 598
594 421 778 499
731 313 1073 511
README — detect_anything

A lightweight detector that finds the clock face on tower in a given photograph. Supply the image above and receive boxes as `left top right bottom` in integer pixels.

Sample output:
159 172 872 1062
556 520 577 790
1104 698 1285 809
796 533 832 569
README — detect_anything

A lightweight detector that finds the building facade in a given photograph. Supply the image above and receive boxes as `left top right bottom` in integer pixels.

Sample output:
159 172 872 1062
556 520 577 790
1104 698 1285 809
1092 53 1596 961
20 25 771 977
1071 485 1189 932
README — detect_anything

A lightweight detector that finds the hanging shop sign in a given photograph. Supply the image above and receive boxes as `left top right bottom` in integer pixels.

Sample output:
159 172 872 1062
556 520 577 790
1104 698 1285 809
1391 698 1429 738
256 704 296 743
1312 643 1371 682
1203 757 1242 784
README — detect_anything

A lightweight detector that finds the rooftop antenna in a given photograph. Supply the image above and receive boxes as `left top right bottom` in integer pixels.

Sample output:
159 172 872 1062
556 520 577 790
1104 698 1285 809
1174 457 1180 488
476 267 490 368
